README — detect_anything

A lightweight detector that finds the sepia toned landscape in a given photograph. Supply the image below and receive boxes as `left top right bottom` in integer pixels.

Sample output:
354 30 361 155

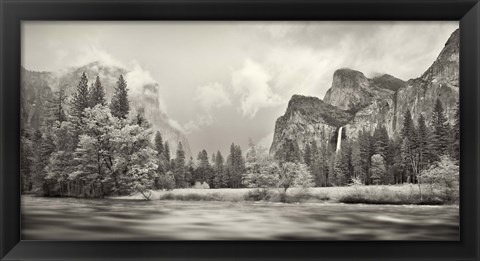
21 22 459 240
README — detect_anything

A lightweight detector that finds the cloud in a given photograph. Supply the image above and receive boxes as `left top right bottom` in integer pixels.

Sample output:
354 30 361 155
194 82 231 112
70 41 125 69
183 115 214 134
232 59 283 118
258 132 274 148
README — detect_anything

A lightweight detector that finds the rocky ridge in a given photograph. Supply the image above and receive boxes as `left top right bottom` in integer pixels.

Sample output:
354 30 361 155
270 28 459 157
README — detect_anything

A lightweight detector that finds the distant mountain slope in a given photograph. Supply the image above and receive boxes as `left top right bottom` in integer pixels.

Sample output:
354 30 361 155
21 61 192 158
270 28 459 157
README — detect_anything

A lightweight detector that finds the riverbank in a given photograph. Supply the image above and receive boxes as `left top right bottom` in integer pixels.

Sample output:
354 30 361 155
113 184 458 205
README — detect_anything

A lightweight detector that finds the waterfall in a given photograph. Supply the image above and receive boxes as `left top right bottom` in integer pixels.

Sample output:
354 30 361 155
336 127 343 153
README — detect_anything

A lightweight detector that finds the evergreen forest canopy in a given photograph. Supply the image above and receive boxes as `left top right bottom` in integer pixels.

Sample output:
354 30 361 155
20 72 460 200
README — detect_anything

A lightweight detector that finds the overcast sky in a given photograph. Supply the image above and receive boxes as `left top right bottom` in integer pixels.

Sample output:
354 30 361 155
22 21 458 156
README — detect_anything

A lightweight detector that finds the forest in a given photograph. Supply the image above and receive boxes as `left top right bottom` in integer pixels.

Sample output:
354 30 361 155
20 73 460 201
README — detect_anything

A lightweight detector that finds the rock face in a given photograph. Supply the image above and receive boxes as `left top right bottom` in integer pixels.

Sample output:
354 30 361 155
270 28 459 157
269 95 354 157
21 61 192 158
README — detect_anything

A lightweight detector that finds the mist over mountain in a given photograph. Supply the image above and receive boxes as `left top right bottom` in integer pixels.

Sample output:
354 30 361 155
270 28 459 157
21 62 192 158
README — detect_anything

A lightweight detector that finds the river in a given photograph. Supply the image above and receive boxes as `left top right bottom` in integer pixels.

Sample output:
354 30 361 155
21 195 459 240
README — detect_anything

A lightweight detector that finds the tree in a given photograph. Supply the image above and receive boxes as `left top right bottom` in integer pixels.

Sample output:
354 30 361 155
278 162 310 193
46 86 68 124
401 109 419 183
370 154 386 185
164 141 171 163
134 107 150 128
431 98 449 159
351 141 363 184
71 73 90 119
110 75 130 119
243 148 280 198
213 151 228 188
452 101 460 163
89 76 106 107
417 114 429 171
173 141 188 188
31 129 55 195
154 131 164 155
357 128 372 184
334 141 352 186
226 143 245 188
46 120 81 197
154 131 168 176
111 121 158 200
20 130 34 193
420 155 459 203
401 109 415 141
195 149 214 186
373 124 389 159
303 143 312 167
67 105 119 198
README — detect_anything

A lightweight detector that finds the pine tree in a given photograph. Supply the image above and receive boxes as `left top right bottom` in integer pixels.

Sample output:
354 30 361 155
373 124 389 159
20 130 34 193
213 151 227 188
195 149 212 184
401 110 416 142
401 109 419 183
303 143 312 167
164 141 171 162
71 73 90 119
284 139 299 163
358 129 372 184
134 107 150 128
431 98 449 159
452 101 460 163
211 153 216 165
227 143 245 188
334 141 352 186
46 86 67 124
417 114 429 170
31 129 55 195
110 75 130 119
370 154 386 185
89 76 106 107
173 141 187 188
154 131 164 155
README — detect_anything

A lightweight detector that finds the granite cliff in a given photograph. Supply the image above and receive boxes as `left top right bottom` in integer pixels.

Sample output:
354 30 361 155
270 28 459 157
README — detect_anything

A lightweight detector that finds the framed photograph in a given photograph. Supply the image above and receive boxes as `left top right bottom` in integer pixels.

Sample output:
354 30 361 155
1 0 479 260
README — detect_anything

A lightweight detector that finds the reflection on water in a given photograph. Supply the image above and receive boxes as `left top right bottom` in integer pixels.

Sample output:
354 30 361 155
21 195 459 240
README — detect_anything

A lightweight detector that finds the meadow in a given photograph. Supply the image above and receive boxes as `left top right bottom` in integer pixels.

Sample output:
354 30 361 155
115 184 457 205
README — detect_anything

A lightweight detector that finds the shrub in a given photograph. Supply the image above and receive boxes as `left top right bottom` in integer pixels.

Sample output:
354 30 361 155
193 181 210 189
159 192 220 201
338 186 444 205
244 188 270 201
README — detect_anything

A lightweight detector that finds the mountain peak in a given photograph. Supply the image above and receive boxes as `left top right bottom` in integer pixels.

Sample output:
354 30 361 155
372 74 405 92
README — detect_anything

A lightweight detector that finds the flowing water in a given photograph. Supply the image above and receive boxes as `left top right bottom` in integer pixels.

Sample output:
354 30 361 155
21 195 459 240
336 126 343 153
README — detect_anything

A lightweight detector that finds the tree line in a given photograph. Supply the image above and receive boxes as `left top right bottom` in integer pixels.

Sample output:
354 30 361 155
20 71 459 200
273 98 460 188
20 73 248 199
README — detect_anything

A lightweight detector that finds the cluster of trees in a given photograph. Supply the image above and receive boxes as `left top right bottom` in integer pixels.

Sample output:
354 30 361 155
20 73 252 199
20 70 459 200
21 74 160 199
152 132 246 190
275 99 460 188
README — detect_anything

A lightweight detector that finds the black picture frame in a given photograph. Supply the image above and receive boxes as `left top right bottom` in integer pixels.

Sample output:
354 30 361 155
1 0 479 260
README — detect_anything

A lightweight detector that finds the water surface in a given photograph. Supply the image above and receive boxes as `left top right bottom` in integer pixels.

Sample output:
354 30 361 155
21 195 459 240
